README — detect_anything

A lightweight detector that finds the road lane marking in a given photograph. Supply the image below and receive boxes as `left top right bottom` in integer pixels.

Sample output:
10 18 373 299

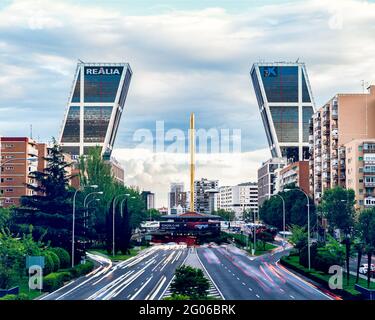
148 276 167 300
130 276 153 300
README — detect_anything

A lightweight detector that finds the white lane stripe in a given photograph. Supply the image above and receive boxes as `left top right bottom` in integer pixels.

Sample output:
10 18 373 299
148 276 167 300
130 276 153 300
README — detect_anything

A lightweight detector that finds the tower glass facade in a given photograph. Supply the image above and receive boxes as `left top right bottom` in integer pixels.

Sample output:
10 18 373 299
251 62 315 162
59 63 132 158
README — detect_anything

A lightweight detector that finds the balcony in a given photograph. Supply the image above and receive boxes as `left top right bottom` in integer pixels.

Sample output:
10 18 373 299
332 110 338 119
364 180 375 187
363 143 375 152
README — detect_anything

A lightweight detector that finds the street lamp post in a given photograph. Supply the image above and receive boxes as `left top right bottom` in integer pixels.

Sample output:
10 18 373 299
271 193 286 244
285 188 311 270
82 198 101 263
71 185 98 267
112 193 130 256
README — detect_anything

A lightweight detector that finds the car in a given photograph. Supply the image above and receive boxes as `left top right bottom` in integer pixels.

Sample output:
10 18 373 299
359 264 375 275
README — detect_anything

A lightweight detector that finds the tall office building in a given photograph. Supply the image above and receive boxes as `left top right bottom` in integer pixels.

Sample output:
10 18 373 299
251 62 316 162
59 62 132 159
310 85 375 203
194 178 219 214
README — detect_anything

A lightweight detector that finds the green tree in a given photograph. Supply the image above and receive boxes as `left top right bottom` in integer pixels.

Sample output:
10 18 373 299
320 187 355 285
290 225 307 255
79 147 147 250
170 266 210 299
214 209 235 222
11 139 75 251
0 207 11 229
243 209 256 223
146 209 162 221
259 188 316 230
358 208 375 288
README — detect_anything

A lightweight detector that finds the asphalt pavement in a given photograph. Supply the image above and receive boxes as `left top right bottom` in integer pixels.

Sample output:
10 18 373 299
196 244 333 300
41 244 188 300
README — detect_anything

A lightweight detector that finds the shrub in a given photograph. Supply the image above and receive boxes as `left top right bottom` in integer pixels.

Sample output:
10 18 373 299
43 272 70 292
69 261 94 278
164 294 190 300
45 251 60 272
42 253 55 275
0 294 18 300
2 293 28 300
50 247 70 269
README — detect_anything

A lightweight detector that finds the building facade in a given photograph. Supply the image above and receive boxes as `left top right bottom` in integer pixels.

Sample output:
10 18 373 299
345 139 375 210
141 191 155 210
108 157 125 185
276 160 309 194
257 158 286 207
0 137 40 207
218 182 258 220
310 85 375 203
194 178 219 214
251 62 316 162
59 62 132 159
168 182 187 214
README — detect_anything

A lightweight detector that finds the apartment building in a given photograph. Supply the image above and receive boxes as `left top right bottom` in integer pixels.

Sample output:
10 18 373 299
194 178 219 214
218 182 258 220
257 158 286 207
345 139 375 210
168 182 187 214
310 85 375 203
277 161 309 194
0 137 40 207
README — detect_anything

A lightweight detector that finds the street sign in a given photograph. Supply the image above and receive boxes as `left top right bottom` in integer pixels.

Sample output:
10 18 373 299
26 256 45 269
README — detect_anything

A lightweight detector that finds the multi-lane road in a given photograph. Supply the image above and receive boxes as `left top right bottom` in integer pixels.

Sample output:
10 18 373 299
41 243 335 300
42 245 188 300
197 244 333 300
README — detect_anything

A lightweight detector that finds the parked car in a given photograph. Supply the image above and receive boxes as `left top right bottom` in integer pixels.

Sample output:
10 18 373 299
359 264 375 275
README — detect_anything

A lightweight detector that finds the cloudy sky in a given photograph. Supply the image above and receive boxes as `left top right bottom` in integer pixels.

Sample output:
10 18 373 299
0 0 374 206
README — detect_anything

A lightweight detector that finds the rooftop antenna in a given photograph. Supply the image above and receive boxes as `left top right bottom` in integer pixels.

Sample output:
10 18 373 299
30 124 33 139
296 57 300 63
78 59 84 64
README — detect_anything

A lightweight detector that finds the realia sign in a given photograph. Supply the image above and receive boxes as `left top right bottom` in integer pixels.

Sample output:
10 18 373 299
85 67 122 75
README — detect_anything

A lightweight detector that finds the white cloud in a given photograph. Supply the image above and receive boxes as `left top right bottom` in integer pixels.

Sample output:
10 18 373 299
112 147 269 207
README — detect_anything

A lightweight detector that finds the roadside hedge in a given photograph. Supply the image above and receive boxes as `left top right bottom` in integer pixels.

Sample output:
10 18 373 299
0 293 29 300
50 247 70 269
42 261 95 292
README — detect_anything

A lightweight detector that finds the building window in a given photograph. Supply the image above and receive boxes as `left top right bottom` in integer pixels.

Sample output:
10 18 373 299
359 167 363 173
359 189 363 194
5 188 13 192
61 106 80 143
5 166 14 170
270 106 299 143
359 200 364 205
359 145 363 151
359 156 363 161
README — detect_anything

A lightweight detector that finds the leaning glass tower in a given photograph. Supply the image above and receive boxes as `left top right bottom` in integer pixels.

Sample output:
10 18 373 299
251 62 315 162
59 62 132 159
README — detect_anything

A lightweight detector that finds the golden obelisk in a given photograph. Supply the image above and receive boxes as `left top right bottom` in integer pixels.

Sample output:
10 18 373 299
189 113 195 212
